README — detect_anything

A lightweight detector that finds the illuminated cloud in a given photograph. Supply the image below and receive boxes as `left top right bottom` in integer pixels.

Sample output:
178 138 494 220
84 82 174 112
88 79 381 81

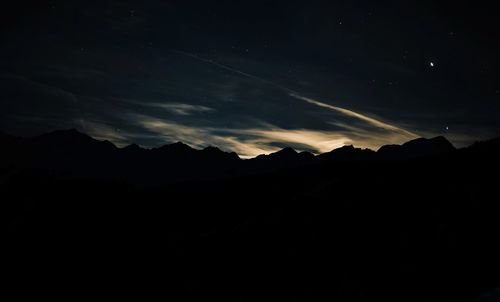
83 120 129 147
328 121 418 150
234 127 351 155
130 114 354 158
132 114 278 156
290 93 418 138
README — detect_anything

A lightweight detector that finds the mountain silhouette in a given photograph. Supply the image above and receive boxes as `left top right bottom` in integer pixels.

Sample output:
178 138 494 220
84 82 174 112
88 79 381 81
316 144 376 162
1 129 496 185
3 129 500 302
377 136 456 160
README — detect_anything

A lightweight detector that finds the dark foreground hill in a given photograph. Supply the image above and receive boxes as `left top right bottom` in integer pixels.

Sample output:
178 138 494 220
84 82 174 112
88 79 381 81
2 130 500 301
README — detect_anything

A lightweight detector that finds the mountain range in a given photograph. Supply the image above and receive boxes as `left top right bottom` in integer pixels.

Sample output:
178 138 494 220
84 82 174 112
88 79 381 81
2 128 489 185
3 129 500 301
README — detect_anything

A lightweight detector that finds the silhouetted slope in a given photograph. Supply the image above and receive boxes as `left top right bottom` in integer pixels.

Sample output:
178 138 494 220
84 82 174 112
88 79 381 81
378 136 456 160
1 129 244 184
3 129 500 301
316 145 376 162
122 143 145 154
247 147 314 174
460 137 500 157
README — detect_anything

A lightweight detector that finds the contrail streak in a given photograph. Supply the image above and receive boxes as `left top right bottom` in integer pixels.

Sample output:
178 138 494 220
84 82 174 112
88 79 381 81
172 49 295 93
172 49 416 136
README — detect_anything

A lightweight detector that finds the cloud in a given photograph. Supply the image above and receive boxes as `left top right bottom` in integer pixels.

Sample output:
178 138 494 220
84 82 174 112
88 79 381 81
131 114 275 156
83 120 129 147
0 73 432 158
154 103 214 115
290 93 417 138
327 121 415 150
114 97 215 116
69 102 487 159
128 114 355 158
234 127 351 154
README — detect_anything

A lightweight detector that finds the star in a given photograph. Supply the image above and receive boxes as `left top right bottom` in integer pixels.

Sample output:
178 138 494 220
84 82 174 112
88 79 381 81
430 62 435 67
445 126 449 131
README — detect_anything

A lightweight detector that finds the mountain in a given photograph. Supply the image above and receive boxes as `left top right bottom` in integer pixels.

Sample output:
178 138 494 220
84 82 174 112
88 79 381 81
0 129 493 185
0 129 237 184
249 147 314 172
122 143 145 154
4 129 500 302
201 146 240 162
377 136 456 160
316 145 376 162
153 141 196 156
461 137 500 156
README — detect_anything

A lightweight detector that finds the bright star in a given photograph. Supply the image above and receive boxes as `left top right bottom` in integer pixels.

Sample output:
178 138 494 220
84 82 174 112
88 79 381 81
430 62 435 67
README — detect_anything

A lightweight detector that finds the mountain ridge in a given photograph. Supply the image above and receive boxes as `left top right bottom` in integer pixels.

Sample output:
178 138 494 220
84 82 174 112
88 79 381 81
0 128 465 158
1 128 498 185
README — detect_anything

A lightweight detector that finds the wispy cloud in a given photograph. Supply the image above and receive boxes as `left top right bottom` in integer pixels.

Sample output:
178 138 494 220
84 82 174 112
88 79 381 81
132 114 277 156
234 127 351 154
290 93 417 138
328 121 417 150
83 120 129 147
154 103 214 115
115 97 215 116
128 114 355 157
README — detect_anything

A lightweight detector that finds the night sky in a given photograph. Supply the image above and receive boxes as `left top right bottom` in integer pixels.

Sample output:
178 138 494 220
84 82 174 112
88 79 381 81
2 0 500 157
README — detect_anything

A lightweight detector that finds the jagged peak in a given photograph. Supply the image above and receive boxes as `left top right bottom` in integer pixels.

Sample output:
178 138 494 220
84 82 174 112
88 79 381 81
403 136 454 148
34 128 95 144
274 147 298 155
203 146 223 153
43 128 86 137
154 141 196 154
201 146 241 161
430 136 456 149
56 128 86 135
158 141 191 149
228 151 241 160
377 144 400 153
299 151 315 158
123 143 143 151
252 147 298 161
340 144 355 149
100 140 117 149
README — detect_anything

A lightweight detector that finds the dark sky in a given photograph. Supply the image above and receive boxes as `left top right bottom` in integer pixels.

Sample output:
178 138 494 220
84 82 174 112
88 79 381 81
1 0 499 157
